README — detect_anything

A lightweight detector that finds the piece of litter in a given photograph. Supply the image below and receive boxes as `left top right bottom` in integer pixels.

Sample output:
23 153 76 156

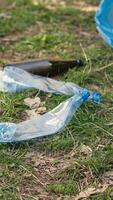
0 67 101 143
95 0 113 47
0 71 4 91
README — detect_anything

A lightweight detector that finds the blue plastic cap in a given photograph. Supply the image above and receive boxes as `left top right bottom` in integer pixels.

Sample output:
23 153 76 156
81 89 90 102
92 92 102 104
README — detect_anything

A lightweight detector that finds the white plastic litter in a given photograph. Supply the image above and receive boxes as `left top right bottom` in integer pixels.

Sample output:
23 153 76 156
0 67 101 143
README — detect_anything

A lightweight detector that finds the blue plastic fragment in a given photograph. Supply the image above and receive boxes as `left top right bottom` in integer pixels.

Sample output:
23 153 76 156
91 92 102 104
81 89 90 102
95 0 113 47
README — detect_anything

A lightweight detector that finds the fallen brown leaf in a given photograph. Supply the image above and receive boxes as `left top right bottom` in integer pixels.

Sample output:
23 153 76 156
37 106 46 113
80 144 92 156
23 97 46 119
74 170 113 200
24 97 41 109
25 109 40 119
102 171 113 186
74 184 108 200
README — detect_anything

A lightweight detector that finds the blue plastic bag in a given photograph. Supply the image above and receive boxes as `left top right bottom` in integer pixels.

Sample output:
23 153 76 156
0 67 101 143
95 0 113 47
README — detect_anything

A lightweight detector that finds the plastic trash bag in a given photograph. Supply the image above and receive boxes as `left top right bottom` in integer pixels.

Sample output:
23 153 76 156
0 67 101 143
95 0 113 47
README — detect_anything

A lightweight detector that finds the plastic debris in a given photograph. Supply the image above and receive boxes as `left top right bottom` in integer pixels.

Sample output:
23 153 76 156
0 67 101 143
95 0 113 47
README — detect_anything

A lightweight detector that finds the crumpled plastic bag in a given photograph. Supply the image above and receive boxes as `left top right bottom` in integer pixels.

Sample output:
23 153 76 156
95 0 113 47
0 67 101 143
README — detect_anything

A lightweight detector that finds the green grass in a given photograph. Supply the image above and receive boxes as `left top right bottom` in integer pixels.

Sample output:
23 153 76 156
1 0 113 199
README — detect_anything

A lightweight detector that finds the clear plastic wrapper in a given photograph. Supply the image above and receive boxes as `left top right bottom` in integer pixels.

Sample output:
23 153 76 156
95 0 113 47
0 67 101 143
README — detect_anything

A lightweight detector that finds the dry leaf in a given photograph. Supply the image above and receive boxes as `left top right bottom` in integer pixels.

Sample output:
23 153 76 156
24 97 47 119
24 97 41 109
37 106 46 114
102 171 113 185
24 106 46 119
74 184 108 200
25 109 40 119
80 145 92 156
73 170 113 200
